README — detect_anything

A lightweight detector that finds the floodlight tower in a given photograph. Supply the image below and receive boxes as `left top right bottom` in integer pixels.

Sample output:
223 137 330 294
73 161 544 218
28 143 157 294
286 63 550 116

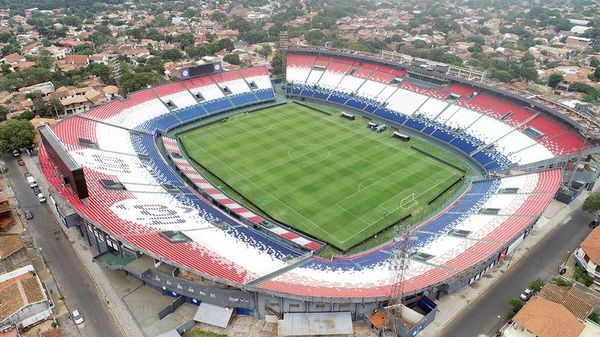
386 227 415 336
279 31 288 80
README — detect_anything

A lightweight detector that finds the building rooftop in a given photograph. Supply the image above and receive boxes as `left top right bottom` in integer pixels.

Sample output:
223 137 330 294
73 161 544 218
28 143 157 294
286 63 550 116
537 283 598 321
0 235 24 260
0 265 46 322
581 226 600 265
512 297 585 337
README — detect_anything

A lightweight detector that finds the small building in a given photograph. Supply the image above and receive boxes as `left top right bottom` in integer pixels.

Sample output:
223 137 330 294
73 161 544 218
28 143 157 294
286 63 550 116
575 226 600 286
0 265 52 330
502 283 600 337
0 192 14 232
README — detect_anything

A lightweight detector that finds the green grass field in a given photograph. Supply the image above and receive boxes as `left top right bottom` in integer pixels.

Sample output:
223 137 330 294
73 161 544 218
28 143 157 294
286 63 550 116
179 103 469 251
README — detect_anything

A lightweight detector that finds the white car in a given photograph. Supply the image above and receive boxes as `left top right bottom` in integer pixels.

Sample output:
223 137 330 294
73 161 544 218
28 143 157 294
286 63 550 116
37 193 46 203
519 288 533 301
72 309 84 325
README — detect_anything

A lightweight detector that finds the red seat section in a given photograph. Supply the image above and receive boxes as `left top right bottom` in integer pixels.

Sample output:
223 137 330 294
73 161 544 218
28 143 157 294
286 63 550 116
287 53 317 68
525 116 586 155
152 81 186 97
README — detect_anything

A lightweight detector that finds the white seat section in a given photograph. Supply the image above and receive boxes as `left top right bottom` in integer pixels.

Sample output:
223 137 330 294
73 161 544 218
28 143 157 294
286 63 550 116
336 75 365 94
191 84 225 101
421 236 478 266
376 85 398 103
221 79 251 94
246 75 272 90
444 107 482 129
418 98 448 119
481 194 528 214
435 104 461 123
162 91 197 109
498 173 539 193
357 80 387 101
286 67 310 84
95 123 137 154
452 214 502 239
508 143 554 165
494 130 536 164
466 115 514 144
105 99 170 130
318 71 345 90
386 88 429 116
305 69 324 86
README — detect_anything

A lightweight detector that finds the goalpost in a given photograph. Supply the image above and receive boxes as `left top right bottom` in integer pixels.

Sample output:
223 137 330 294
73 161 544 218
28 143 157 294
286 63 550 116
399 193 417 208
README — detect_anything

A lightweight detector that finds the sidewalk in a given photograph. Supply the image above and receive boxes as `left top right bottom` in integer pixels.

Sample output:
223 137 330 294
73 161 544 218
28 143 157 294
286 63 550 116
23 155 146 337
419 189 590 337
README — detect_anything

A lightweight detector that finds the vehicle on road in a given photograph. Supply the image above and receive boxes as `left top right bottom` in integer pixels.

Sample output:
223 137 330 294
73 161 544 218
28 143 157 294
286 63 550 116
33 186 41 195
590 219 598 229
72 309 84 325
17 159 25 166
24 210 33 220
12 150 19 157
26 176 37 188
37 193 46 203
519 288 533 301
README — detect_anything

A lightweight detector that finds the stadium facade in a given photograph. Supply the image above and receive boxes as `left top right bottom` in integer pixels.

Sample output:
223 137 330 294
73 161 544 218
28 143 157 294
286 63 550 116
39 47 600 335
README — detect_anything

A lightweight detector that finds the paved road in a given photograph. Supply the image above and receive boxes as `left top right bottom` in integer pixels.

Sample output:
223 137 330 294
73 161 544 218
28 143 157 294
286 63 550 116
437 207 594 337
5 154 122 337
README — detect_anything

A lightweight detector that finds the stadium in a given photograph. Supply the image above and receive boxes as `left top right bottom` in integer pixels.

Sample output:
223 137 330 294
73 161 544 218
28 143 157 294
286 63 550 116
39 46 600 335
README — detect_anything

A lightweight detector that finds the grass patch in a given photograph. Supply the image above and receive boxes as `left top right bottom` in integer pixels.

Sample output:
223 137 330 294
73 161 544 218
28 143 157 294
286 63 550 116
182 330 228 337
180 102 471 251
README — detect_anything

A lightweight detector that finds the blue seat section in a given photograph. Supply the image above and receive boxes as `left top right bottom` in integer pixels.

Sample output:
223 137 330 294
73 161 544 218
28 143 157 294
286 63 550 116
468 179 499 194
346 98 367 110
175 106 207 124
230 92 258 107
289 86 301 95
364 104 377 113
137 113 180 133
327 93 347 104
255 89 275 101
313 90 329 100
449 137 477 153
421 126 437 136
404 117 426 131
431 129 455 143
203 97 233 113
373 108 407 124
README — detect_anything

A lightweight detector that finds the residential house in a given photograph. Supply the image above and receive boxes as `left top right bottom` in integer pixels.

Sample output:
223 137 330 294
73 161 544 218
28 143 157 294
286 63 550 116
0 192 13 232
566 36 593 51
502 283 600 337
59 54 89 71
576 226 600 286
0 265 53 329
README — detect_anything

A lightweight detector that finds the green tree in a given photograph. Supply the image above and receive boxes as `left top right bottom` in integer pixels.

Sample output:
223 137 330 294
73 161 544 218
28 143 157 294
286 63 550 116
258 45 272 58
520 67 538 82
590 57 600 68
583 192 600 214
271 51 283 75
35 49 55 69
16 110 35 120
223 54 241 65
0 106 8 121
218 38 234 52
160 49 183 62
528 278 545 293
507 298 523 320
547 73 564 88
492 69 513 83
0 119 35 152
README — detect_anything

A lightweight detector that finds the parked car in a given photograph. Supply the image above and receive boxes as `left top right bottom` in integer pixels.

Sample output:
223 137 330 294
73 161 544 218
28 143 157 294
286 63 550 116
24 210 33 220
72 309 84 325
26 176 37 188
12 149 19 157
17 159 24 166
24 172 31 178
32 186 41 195
519 288 533 301
37 193 46 204
590 219 598 229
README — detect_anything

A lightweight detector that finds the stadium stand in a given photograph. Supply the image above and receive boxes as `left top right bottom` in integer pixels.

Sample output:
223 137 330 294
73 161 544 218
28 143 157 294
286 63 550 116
40 58 566 307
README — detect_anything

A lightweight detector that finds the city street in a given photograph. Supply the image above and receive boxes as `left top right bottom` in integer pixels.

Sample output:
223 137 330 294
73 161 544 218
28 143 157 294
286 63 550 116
437 207 594 337
5 154 122 337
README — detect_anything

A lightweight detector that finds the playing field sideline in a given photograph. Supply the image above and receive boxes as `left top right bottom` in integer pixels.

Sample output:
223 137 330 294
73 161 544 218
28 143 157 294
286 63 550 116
179 103 469 250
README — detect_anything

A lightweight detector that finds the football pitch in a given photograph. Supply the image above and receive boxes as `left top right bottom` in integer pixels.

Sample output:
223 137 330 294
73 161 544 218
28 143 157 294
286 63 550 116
179 103 470 251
